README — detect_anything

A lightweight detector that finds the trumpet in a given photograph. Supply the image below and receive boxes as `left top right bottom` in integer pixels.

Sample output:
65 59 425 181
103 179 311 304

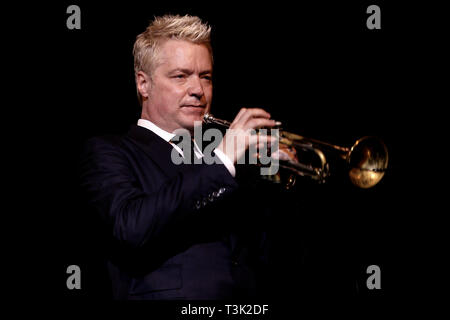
203 113 388 189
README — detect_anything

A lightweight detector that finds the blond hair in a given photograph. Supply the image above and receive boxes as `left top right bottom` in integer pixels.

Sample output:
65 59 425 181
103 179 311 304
133 15 213 104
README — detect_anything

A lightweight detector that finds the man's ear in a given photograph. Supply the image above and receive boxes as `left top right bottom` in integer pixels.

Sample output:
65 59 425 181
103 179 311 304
136 71 152 101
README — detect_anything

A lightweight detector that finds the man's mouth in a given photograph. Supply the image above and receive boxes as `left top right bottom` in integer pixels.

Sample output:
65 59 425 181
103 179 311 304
181 104 206 108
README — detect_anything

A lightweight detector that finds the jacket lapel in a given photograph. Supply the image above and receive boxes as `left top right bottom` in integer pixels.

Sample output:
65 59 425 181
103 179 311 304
125 124 187 178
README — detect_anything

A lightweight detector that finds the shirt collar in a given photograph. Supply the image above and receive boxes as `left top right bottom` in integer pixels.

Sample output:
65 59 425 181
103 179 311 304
137 118 203 157
137 119 175 143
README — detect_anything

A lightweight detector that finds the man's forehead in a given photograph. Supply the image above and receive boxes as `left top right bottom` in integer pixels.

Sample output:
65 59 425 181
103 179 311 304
157 40 212 68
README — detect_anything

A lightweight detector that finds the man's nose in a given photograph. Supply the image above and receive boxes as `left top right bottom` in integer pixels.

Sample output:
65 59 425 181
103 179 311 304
187 76 204 99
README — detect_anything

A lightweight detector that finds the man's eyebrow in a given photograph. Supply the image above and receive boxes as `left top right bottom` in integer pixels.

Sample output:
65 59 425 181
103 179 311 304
199 70 212 76
169 68 192 75
169 68 212 75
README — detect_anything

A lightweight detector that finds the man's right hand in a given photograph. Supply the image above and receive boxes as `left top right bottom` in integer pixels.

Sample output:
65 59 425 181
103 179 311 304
216 108 278 164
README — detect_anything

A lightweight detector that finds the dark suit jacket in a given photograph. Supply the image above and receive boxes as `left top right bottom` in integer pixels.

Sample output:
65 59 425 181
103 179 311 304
80 125 269 300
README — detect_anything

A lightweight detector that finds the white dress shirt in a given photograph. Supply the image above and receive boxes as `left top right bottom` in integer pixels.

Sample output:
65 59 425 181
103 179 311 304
137 119 236 177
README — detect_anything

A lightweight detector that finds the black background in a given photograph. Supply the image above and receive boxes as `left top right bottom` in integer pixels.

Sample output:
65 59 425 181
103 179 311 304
6 0 446 315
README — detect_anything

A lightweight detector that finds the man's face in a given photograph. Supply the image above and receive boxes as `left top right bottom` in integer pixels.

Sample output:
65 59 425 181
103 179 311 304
140 39 213 133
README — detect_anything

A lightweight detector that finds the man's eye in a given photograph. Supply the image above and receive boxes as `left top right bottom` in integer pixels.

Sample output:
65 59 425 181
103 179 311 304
202 76 212 81
173 74 185 79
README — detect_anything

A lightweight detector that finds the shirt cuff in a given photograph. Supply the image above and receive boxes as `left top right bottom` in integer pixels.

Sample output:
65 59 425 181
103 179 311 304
213 148 236 178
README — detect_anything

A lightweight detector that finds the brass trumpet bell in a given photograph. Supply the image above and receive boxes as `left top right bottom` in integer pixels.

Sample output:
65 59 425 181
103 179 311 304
346 136 388 188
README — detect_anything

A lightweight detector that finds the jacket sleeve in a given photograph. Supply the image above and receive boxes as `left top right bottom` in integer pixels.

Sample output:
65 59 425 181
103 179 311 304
79 136 238 249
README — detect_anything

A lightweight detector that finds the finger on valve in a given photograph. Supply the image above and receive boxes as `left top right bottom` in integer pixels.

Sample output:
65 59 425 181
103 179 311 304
272 143 298 162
